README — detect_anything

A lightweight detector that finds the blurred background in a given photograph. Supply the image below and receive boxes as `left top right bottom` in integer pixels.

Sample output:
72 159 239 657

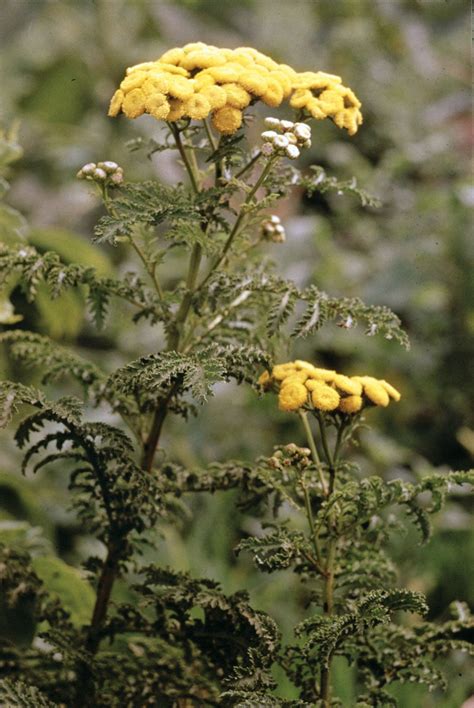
0 1 472 705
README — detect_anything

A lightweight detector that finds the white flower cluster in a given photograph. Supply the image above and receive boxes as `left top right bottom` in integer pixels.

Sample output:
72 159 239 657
260 117 312 160
261 214 286 243
76 161 124 185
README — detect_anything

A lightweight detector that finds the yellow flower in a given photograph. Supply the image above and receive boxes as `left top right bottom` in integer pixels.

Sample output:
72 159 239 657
238 69 268 96
145 94 170 120
289 88 313 110
108 89 124 117
110 43 363 135
126 61 157 75
122 89 146 118
167 98 186 121
193 71 216 90
307 367 337 382
159 47 185 65
223 83 252 109
183 94 211 120
208 64 243 84
212 106 243 134
305 98 327 121
310 382 340 411
355 377 390 407
257 370 271 388
294 360 318 376
156 63 189 77
379 380 401 402
278 382 308 411
167 76 194 100
318 89 345 115
199 85 227 110
269 70 293 98
262 78 284 107
181 49 227 71
120 71 149 93
272 363 297 380
339 395 363 414
259 360 400 415
333 374 362 396
281 371 309 386
142 74 170 96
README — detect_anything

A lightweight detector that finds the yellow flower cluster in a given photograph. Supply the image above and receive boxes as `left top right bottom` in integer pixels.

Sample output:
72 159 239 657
258 360 400 414
108 42 362 136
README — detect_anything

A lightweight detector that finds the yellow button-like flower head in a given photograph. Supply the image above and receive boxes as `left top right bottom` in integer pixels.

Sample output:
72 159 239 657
211 106 243 135
278 382 308 411
109 43 363 135
339 395 363 414
310 382 340 411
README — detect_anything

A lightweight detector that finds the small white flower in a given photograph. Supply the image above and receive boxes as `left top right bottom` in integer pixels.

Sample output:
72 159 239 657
110 171 124 185
274 224 285 235
261 142 275 156
99 161 119 173
280 119 294 131
269 215 281 224
264 117 281 129
261 130 278 142
274 134 290 149
81 163 96 175
285 144 300 160
286 133 298 145
302 139 312 149
294 123 311 141
93 167 107 181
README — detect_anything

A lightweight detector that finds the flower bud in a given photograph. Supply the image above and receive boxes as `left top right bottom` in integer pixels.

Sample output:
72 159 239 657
264 117 281 129
273 134 289 149
109 171 124 185
285 144 300 160
286 133 298 145
294 123 311 141
269 215 281 225
261 142 274 156
261 130 278 142
98 160 119 173
93 167 107 181
81 162 97 175
280 120 295 131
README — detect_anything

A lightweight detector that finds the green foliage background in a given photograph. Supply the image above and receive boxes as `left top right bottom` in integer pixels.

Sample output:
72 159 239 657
0 0 472 705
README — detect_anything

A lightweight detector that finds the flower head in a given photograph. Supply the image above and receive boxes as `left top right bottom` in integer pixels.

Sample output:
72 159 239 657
258 360 401 415
109 43 362 135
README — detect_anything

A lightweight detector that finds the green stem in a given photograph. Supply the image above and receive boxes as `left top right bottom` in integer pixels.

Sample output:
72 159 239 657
234 150 262 180
141 125 204 472
302 481 323 568
299 410 328 495
319 417 346 706
128 234 164 299
199 155 278 288
204 117 218 153
168 122 200 194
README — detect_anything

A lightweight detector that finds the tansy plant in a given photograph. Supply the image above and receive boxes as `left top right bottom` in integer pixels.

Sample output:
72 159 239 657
0 43 472 707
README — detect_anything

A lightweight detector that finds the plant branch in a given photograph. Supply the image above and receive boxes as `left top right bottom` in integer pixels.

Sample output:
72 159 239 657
299 410 328 495
198 155 278 288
